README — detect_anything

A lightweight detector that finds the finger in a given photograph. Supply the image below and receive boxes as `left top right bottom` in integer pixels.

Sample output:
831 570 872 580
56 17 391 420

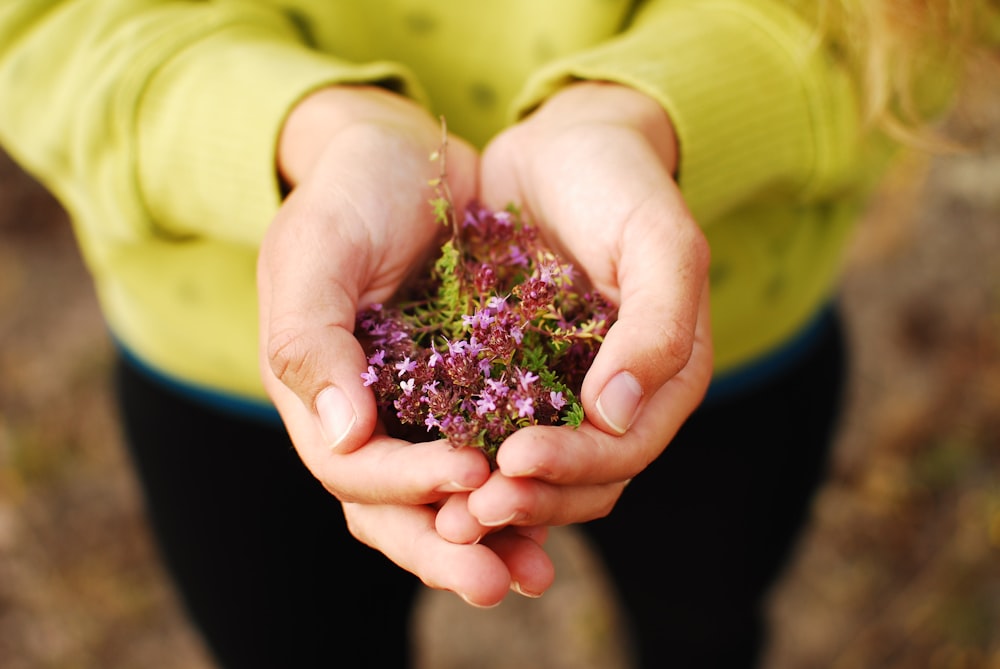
467 474 628 529
343 501 514 608
435 492 489 544
435 491 554 546
323 440 489 504
481 529 555 598
513 525 550 545
582 187 711 436
258 187 379 453
267 400 490 504
496 283 713 486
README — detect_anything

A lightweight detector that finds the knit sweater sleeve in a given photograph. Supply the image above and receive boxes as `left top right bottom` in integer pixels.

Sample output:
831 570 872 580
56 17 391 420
0 1 424 250
511 0 861 224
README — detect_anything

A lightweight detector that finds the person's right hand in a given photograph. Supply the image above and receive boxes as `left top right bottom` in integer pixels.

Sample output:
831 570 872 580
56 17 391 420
257 86 555 606
438 82 712 539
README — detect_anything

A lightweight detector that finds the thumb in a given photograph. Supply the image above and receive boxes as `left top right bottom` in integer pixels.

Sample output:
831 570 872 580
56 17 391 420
257 198 378 454
581 194 712 436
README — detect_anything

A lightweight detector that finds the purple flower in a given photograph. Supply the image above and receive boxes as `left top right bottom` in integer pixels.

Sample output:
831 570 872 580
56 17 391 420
395 356 417 377
462 308 495 331
507 244 529 267
400 378 416 395
428 350 444 368
487 295 508 312
361 366 379 387
466 336 484 357
515 396 535 418
549 391 567 411
475 264 497 293
368 350 386 367
475 395 497 416
486 378 509 397
517 369 539 390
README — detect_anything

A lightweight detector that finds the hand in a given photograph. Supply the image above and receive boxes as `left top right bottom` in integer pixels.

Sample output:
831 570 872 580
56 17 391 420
439 81 713 540
257 86 554 605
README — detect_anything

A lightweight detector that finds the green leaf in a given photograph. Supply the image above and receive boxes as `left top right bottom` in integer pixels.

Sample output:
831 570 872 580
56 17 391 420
562 402 585 428
430 196 451 226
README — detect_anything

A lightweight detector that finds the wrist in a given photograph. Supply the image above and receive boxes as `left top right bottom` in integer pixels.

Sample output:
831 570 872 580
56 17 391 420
532 81 679 175
277 85 426 188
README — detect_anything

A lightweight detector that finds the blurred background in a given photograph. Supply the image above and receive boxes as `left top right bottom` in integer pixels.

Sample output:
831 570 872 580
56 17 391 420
1 78 998 669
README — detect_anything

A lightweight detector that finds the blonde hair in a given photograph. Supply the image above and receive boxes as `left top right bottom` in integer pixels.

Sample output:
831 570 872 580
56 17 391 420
826 0 999 145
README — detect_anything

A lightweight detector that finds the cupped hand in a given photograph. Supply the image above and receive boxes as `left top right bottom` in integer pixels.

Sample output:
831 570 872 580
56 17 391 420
257 85 553 605
444 81 713 540
260 85 477 455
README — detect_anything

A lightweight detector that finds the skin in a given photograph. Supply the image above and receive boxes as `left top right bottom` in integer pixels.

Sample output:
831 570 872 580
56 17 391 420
440 82 713 544
257 81 712 607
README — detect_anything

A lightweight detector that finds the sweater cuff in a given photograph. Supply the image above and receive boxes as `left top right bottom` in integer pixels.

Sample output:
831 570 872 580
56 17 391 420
512 0 859 224
136 22 425 245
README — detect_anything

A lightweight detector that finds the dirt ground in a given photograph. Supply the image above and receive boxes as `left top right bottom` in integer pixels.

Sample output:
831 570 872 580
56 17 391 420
1 78 999 668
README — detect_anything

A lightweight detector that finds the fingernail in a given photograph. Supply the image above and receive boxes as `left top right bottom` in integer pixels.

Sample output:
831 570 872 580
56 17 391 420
595 371 643 435
503 463 546 478
459 593 501 609
511 581 543 598
316 385 356 450
435 481 478 493
479 511 523 528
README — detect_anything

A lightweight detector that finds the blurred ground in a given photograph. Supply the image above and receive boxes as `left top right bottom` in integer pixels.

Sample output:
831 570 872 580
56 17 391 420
1 79 999 668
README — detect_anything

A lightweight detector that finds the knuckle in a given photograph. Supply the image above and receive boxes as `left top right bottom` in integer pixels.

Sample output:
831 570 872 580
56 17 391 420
341 503 373 545
664 322 696 368
688 227 711 273
644 317 695 377
267 328 320 395
590 494 619 522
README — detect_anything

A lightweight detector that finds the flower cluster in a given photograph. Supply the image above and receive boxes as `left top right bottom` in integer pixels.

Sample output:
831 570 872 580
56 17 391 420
356 202 616 464
355 147 616 464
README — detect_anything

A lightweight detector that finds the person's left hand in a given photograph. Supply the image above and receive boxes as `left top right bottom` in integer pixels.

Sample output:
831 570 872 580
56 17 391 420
435 81 713 543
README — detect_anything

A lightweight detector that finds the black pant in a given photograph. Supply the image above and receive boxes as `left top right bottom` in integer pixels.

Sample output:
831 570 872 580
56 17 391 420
115 313 845 669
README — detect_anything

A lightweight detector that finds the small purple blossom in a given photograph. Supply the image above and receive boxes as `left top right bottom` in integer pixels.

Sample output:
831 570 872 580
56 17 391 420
475 395 497 416
466 336 485 357
507 244 530 267
462 308 495 330
517 369 539 390
361 366 379 387
487 295 508 312
395 356 417 377
515 396 535 418
549 391 567 411
486 378 509 397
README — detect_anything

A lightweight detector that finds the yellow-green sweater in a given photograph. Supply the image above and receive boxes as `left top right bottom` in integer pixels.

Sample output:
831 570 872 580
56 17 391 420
0 0 912 411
